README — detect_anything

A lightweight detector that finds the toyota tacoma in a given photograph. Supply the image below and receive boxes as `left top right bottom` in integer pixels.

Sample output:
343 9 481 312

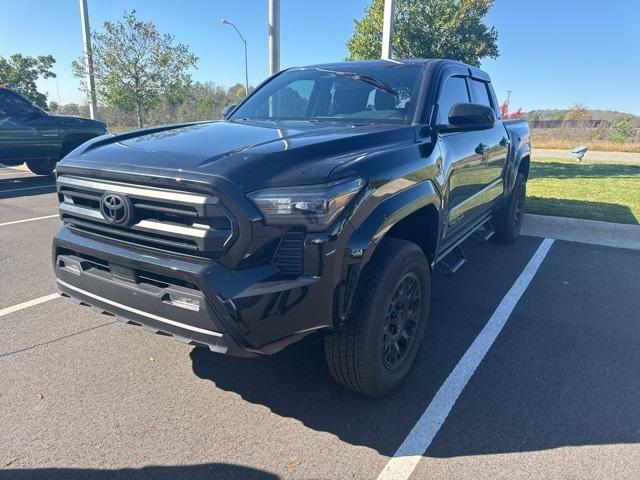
52 59 530 396
0 86 106 175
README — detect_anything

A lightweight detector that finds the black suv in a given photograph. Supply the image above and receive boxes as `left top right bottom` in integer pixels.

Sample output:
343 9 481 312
53 60 530 396
0 87 106 175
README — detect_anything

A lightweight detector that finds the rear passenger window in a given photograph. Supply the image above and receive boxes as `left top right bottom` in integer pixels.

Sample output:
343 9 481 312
437 76 469 124
469 80 492 108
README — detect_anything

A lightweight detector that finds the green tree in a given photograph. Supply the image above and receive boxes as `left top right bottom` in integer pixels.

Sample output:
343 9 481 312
190 82 228 120
0 54 56 108
72 10 198 127
611 117 635 143
59 103 82 116
346 0 498 66
228 83 248 104
592 122 607 141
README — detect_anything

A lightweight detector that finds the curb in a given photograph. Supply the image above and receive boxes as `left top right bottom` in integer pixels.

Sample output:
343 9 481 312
522 214 640 251
532 149 640 163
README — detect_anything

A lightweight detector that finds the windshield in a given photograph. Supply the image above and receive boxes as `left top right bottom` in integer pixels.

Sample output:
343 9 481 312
230 63 423 124
0 89 43 119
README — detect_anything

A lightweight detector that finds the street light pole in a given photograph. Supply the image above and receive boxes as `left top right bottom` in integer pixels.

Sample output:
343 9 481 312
79 0 98 119
221 19 249 97
381 0 395 59
268 0 280 76
243 37 249 97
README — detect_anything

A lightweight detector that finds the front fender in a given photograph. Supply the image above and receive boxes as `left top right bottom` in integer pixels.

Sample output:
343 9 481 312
335 180 441 323
347 180 440 260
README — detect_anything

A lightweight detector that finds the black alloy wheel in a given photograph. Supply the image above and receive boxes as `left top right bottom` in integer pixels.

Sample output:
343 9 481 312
382 272 422 370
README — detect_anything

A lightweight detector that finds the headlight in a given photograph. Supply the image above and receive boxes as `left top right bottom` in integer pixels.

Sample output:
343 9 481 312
247 178 364 231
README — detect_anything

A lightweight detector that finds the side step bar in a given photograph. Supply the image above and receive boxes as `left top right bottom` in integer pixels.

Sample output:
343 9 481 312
435 216 495 276
436 245 466 276
473 220 495 242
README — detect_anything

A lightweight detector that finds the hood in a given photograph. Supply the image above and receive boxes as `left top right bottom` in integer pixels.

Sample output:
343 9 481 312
62 120 416 192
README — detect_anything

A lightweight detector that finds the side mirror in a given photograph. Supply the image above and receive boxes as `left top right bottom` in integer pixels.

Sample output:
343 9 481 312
222 104 237 119
440 103 495 132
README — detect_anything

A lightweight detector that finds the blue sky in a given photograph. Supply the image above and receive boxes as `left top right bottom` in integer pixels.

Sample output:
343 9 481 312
2 0 639 113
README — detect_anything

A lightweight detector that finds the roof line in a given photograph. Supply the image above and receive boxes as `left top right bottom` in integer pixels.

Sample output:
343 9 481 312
382 58 404 65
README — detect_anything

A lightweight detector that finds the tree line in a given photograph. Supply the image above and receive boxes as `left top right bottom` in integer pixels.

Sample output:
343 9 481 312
48 82 248 129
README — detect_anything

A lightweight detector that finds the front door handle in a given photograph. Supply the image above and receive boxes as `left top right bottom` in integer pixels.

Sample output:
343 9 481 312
475 143 490 155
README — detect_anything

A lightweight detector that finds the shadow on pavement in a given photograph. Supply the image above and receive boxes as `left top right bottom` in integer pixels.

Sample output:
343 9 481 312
0 174 56 199
529 161 640 179
190 237 640 461
190 236 545 456
190 337 413 456
526 196 638 224
2 463 279 480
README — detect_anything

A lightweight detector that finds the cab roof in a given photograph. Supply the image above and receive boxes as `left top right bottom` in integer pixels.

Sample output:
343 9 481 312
298 59 491 82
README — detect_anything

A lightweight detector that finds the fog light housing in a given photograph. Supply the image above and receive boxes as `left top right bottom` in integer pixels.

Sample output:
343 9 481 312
163 294 201 312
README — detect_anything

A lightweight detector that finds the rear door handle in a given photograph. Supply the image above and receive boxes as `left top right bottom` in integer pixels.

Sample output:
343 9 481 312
475 143 490 155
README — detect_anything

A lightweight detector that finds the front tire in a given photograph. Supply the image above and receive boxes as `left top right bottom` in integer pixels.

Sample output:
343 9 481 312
26 158 56 176
324 238 431 396
493 172 526 244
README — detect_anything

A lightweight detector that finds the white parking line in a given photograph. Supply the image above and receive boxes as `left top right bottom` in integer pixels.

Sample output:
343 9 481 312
0 293 60 318
377 238 555 480
0 214 59 227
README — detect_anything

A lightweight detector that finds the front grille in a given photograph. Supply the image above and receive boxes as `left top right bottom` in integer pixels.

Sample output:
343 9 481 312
57 175 234 257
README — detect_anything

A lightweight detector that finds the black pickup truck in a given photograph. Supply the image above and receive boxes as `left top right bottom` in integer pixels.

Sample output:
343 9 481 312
53 59 530 396
0 86 106 175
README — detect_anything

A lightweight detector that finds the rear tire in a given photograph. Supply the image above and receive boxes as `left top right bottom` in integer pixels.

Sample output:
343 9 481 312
324 238 431 396
26 158 56 176
493 172 526 244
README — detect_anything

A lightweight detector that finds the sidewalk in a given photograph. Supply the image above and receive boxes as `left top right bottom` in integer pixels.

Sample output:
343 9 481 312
522 214 640 250
533 148 640 163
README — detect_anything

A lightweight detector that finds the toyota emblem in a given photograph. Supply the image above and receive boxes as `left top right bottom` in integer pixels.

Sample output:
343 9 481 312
100 192 133 225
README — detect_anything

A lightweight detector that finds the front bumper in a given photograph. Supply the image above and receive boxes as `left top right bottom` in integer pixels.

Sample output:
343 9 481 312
56 277 250 356
53 226 341 356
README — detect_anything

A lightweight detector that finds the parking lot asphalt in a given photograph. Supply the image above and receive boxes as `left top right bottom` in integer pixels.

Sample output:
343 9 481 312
1 167 639 479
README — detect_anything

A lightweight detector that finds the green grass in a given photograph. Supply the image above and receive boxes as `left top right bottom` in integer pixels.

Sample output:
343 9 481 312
526 157 640 224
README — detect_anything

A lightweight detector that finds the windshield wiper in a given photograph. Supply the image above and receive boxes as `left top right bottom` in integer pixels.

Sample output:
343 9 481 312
314 68 396 95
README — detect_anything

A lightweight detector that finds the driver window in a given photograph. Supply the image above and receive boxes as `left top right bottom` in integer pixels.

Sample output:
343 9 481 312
437 76 470 125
